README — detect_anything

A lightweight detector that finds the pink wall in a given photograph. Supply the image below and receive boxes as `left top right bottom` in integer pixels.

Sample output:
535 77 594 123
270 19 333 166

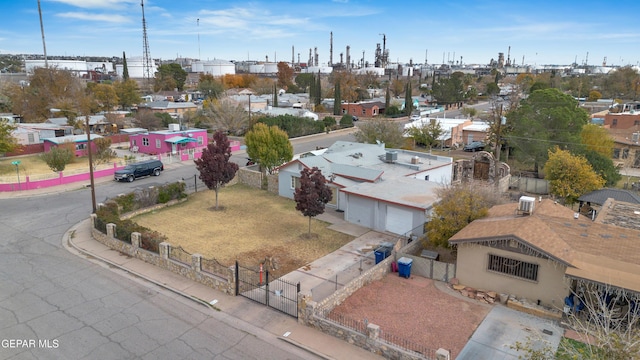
0 163 124 192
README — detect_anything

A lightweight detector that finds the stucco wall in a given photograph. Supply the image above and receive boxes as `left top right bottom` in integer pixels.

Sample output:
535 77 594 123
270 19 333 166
455 242 569 307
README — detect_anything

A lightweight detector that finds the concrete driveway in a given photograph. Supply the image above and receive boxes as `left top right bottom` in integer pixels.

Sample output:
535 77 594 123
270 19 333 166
457 305 564 359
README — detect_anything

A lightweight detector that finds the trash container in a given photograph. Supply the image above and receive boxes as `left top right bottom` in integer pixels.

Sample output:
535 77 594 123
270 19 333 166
374 246 391 264
397 257 413 278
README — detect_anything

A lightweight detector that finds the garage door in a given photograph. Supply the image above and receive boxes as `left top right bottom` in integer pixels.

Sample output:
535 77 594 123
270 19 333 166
386 205 413 235
346 195 374 228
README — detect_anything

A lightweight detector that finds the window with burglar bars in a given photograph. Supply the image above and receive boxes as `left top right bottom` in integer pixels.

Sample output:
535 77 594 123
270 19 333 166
487 254 538 282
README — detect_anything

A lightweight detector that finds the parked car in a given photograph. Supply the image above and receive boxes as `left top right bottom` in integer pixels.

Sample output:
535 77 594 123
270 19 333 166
114 159 164 182
463 141 485 152
410 114 421 122
351 115 359 122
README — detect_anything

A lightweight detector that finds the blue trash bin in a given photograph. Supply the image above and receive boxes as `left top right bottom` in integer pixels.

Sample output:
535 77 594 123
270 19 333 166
397 257 413 278
374 246 391 264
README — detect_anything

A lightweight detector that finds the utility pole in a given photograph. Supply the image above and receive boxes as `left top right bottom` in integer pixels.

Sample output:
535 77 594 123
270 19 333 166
37 0 48 68
494 104 504 190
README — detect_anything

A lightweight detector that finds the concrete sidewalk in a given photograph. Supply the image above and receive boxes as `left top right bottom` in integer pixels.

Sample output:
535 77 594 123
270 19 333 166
64 218 382 360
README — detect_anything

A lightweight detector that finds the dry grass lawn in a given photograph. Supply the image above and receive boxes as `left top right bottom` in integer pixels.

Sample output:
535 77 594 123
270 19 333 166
134 184 354 277
0 154 122 179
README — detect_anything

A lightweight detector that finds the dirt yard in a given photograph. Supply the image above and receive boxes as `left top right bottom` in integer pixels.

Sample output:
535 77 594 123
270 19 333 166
330 274 490 358
133 184 354 277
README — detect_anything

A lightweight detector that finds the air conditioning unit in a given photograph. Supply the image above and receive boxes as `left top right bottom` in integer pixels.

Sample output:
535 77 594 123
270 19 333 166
517 196 536 215
411 156 420 164
168 123 180 131
385 151 398 162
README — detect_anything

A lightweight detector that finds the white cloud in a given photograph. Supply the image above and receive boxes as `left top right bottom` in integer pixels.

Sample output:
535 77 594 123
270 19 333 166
47 0 138 9
56 12 131 23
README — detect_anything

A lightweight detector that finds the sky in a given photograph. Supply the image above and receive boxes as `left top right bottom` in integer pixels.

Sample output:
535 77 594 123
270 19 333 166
1 0 639 67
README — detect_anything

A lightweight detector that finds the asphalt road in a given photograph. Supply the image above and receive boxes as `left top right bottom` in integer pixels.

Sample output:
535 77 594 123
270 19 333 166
0 128 364 360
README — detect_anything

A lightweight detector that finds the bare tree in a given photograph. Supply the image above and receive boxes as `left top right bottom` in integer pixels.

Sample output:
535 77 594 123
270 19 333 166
205 98 249 135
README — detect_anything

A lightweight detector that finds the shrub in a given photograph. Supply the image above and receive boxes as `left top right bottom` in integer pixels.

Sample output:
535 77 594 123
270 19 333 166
114 193 136 213
157 182 186 204
40 146 74 172
339 114 354 128
140 230 166 253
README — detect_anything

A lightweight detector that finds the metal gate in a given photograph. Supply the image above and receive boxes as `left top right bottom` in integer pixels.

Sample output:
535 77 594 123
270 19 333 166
235 261 300 318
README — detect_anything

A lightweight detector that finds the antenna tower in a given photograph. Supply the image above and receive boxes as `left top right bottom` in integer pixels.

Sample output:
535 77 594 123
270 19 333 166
141 0 153 89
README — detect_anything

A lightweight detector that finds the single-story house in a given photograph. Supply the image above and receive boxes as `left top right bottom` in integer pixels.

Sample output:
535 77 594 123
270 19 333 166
46 115 111 134
128 126 207 156
277 141 453 235
449 197 640 308
138 101 198 119
43 134 103 157
341 101 384 117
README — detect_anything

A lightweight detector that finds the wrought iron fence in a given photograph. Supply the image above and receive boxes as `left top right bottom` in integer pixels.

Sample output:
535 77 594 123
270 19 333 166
310 252 377 302
169 245 191 265
201 257 229 279
379 329 438 359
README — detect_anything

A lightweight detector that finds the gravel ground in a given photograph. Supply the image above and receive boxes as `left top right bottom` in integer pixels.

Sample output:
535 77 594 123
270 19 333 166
330 274 491 359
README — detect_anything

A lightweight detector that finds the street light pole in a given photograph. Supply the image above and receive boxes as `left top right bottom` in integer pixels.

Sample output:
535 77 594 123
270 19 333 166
11 160 21 190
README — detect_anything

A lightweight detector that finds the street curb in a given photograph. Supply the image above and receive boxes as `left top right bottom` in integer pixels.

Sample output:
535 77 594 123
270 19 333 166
62 219 215 311
63 219 335 360
278 336 334 360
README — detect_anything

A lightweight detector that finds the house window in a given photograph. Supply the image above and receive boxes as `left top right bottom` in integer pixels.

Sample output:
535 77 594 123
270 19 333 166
612 119 618 127
623 149 630 159
76 143 86 150
487 254 538 282
156 139 161 148
197 136 203 145
28 133 35 143
635 120 640 126
613 148 620 159
362 109 366 115
142 137 149 146
132 139 137 146
290 176 300 189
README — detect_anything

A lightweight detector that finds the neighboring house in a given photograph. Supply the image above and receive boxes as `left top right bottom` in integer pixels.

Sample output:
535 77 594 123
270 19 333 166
138 101 198 119
46 115 110 134
253 106 319 121
608 127 640 168
405 118 489 148
604 107 640 129
43 134 103 157
13 123 72 143
277 141 453 235
128 125 207 156
341 101 384 117
449 197 640 308
452 151 511 192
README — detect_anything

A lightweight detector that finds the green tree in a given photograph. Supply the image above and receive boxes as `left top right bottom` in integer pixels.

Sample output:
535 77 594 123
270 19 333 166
426 184 501 248
579 149 621 187
581 123 613 158
333 80 341 116
432 72 465 105
485 82 500 96
114 79 140 109
322 116 336 130
353 118 404 148
404 82 413 115
588 90 602 102
154 63 188 91
295 73 314 92
0 119 18 154
405 120 444 150
197 74 224 99
544 147 605 205
194 131 239 210
385 84 391 110
339 114 354 128
529 81 549 93
273 83 278 107
294 166 332 235
507 88 589 175
122 51 129 81
245 123 293 174
460 107 478 119
134 109 163 130
41 145 74 172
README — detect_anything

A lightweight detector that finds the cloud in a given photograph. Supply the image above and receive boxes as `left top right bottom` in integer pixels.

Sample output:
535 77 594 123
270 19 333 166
56 12 131 23
47 0 138 9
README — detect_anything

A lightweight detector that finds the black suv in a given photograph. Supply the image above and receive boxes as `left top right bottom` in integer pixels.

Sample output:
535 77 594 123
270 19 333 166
114 160 164 182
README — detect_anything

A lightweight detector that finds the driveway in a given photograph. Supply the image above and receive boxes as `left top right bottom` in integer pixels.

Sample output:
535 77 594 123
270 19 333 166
457 305 564 359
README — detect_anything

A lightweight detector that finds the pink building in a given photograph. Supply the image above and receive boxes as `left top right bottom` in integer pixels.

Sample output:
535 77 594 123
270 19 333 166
128 127 208 156
43 134 102 157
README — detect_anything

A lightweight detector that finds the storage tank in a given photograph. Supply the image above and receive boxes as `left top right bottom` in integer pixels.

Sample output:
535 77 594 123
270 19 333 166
115 57 157 79
202 59 235 76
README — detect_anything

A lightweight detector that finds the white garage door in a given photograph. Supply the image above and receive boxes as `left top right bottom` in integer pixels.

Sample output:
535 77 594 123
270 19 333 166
386 205 414 235
346 195 374 228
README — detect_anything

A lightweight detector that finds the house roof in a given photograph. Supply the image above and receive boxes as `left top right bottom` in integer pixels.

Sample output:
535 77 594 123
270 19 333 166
341 176 442 210
578 188 640 206
140 101 197 110
449 199 640 293
43 134 103 144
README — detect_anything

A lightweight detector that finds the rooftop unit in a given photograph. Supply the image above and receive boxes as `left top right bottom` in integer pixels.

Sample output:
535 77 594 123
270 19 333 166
516 196 536 216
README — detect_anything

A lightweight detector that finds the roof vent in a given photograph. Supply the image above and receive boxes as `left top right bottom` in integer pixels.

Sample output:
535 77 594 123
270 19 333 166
516 196 536 216
385 151 398 163
411 156 420 164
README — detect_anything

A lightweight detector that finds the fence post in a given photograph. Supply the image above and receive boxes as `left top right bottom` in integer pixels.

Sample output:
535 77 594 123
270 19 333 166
367 323 380 340
234 261 239 296
194 174 197 192
131 232 141 251
265 270 270 307
192 254 202 273
90 214 97 228
106 223 116 238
